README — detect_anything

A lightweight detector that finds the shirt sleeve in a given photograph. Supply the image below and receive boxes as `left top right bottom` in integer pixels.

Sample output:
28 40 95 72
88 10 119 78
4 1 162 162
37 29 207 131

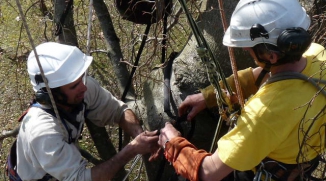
84 76 129 126
31 135 92 180
201 67 258 108
217 84 294 171
20 109 92 181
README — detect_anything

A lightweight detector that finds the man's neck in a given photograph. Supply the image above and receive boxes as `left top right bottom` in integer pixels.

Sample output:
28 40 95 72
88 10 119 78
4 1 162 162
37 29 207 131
270 57 307 76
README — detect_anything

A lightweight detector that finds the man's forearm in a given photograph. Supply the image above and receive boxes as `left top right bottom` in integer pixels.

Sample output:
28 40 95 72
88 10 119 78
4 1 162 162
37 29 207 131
119 109 143 138
164 137 212 181
91 142 137 181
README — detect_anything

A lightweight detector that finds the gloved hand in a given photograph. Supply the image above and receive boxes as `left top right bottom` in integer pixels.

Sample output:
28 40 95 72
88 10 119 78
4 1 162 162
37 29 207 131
164 137 211 181
159 123 211 181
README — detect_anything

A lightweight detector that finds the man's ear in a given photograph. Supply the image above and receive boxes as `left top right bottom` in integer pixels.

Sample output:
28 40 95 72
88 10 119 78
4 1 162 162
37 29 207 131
269 52 279 64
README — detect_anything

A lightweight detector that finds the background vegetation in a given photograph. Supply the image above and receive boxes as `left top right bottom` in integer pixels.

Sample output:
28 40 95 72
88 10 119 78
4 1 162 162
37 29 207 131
0 0 193 180
0 0 325 180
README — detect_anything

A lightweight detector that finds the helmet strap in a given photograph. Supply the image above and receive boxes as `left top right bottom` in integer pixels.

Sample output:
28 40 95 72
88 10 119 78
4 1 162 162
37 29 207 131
252 46 272 71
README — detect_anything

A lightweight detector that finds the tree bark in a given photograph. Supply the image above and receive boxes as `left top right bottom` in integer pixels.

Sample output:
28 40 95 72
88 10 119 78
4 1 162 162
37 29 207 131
54 1 129 180
52 0 257 179
93 0 136 100
133 0 256 180
5 0 325 181
54 0 79 46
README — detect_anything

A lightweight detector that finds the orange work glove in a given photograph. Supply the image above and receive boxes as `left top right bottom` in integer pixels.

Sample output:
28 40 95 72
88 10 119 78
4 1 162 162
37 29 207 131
164 137 212 181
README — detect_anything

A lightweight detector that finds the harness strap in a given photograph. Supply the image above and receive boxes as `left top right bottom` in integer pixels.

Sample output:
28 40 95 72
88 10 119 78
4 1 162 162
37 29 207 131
6 103 88 181
255 72 326 180
6 141 58 181
262 72 326 97
255 69 269 87
255 156 321 181
32 103 78 144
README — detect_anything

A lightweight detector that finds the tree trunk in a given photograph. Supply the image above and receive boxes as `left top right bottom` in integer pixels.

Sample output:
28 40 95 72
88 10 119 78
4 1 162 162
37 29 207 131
54 1 129 180
54 0 257 180
93 0 136 100
54 0 79 46
5 0 324 181
133 0 256 180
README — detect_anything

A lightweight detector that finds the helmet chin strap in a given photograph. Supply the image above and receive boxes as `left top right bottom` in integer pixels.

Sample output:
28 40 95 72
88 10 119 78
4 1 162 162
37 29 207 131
252 47 272 71
256 56 288 71
254 57 271 71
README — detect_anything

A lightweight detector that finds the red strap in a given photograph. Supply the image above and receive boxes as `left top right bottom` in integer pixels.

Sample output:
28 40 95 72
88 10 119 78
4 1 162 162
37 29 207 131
17 108 30 122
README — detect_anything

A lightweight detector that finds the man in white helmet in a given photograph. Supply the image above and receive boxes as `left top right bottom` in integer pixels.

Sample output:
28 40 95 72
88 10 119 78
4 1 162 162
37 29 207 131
157 0 326 181
15 42 159 181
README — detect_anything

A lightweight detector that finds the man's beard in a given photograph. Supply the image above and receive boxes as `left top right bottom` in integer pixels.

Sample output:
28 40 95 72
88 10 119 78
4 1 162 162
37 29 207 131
65 99 84 110
56 97 84 112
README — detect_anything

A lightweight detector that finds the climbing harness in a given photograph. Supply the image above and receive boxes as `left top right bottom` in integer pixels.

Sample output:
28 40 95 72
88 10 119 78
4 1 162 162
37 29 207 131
5 102 81 181
254 155 324 181
252 70 326 181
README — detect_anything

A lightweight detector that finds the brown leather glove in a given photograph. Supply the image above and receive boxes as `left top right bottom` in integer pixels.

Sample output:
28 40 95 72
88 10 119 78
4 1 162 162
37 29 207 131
164 137 212 181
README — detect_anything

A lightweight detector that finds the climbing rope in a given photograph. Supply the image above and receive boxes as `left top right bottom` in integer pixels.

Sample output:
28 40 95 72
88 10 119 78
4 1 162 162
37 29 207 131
177 0 240 121
217 0 245 108
15 0 68 141
84 0 93 90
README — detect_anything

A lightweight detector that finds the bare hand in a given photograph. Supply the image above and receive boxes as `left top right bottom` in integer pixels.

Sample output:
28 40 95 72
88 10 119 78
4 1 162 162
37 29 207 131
158 122 181 148
132 130 159 155
178 93 207 121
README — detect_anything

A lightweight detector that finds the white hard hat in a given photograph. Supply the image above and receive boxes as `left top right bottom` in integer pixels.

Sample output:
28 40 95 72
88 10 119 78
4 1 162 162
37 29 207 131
28 42 93 91
223 0 311 47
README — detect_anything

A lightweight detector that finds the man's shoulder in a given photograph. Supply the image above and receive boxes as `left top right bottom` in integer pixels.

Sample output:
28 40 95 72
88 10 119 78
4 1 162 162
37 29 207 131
21 107 60 137
303 43 325 58
84 76 114 104
85 76 102 96
85 76 100 87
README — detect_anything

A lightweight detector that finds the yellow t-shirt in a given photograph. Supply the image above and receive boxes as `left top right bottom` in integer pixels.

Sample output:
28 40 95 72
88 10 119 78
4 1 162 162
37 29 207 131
217 43 326 171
